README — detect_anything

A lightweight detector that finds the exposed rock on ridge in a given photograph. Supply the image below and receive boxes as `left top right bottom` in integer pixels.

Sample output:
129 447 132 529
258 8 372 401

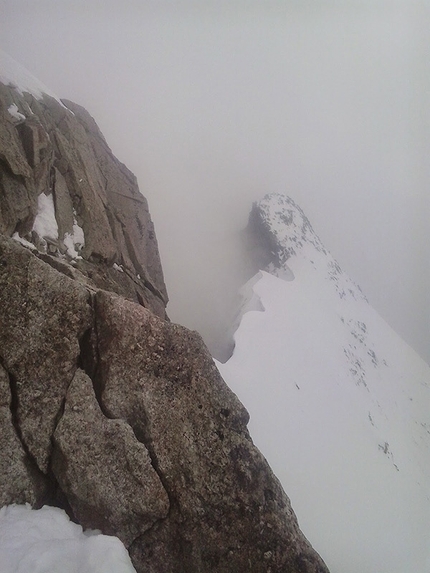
0 77 167 317
244 193 366 302
0 235 329 573
0 65 329 572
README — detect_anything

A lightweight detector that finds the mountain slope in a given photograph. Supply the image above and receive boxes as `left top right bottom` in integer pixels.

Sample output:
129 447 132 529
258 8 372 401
0 57 330 573
218 193 430 573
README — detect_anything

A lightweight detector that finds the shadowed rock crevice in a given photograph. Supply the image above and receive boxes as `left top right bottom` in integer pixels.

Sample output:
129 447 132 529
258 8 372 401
0 357 48 501
77 293 102 403
3 360 35 465
78 326 98 382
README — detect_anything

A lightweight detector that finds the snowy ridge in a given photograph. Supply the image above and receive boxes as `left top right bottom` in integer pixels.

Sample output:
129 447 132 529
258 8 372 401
0 50 66 106
256 193 366 302
219 194 430 573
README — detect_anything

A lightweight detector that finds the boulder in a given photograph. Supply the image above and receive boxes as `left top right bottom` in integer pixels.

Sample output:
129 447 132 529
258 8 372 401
0 236 92 473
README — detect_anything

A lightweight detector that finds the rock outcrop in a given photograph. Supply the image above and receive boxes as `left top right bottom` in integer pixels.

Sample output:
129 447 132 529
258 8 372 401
0 235 328 573
0 73 167 318
243 194 366 302
0 65 329 573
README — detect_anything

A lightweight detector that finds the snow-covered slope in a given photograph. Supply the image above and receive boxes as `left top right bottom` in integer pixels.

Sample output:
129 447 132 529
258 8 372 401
218 194 430 573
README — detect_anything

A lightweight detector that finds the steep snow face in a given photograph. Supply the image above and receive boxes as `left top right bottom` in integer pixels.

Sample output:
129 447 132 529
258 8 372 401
218 194 430 573
0 50 65 105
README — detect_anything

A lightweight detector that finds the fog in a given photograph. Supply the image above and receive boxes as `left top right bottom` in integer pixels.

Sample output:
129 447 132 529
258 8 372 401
1 0 429 362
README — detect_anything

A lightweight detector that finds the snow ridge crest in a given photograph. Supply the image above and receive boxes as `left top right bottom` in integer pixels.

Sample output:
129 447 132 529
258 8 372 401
257 193 326 259
252 193 366 302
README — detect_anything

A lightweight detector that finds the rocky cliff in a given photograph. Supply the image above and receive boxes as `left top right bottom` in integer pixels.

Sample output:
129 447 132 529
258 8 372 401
0 60 329 573
0 58 167 318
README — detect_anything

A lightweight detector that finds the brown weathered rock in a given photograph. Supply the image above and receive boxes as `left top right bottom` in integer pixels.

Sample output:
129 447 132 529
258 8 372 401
52 369 170 545
0 81 167 317
94 291 329 573
0 363 40 506
0 236 92 473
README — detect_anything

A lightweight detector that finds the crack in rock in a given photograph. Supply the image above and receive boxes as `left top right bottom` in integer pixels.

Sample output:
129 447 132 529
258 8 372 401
0 357 48 506
77 291 174 534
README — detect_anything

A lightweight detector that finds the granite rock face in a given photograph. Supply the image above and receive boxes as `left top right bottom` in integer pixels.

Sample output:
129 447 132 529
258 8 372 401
52 369 170 546
0 81 167 318
0 233 329 573
0 237 92 473
0 72 329 572
0 362 41 507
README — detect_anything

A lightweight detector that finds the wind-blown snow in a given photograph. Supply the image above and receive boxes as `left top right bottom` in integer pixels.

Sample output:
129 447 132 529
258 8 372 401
0 504 136 573
0 50 64 104
218 194 430 573
32 192 59 241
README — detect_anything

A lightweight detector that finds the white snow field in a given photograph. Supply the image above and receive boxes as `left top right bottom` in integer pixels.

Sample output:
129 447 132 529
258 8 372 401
218 194 430 573
0 504 136 573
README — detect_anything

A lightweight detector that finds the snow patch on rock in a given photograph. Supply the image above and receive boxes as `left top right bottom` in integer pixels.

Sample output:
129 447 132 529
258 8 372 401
7 103 25 121
0 504 136 573
32 193 59 241
11 232 36 251
113 263 125 273
64 214 85 259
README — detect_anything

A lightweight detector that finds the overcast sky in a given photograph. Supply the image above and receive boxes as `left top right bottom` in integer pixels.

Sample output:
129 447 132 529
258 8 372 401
1 0 429 363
